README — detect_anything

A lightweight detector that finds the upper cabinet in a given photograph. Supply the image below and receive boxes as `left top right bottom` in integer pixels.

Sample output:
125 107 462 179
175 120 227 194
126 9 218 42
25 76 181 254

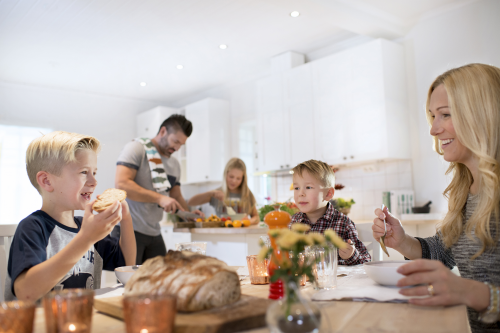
136 106 178 138
256 39 410 171
312 39 410 165
185 98 230 184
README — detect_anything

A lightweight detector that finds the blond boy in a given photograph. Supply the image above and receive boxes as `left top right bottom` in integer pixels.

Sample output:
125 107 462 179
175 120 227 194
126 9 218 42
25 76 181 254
5 131 136 301
290 160 370 265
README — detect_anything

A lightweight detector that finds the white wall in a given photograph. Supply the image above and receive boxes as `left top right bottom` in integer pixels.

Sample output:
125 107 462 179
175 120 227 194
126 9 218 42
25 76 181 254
403 0 500 213
0 81 158 211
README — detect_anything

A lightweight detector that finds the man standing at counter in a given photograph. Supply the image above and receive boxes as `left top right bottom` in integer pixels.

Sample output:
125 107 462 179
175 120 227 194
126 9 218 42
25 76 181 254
114 114 203 264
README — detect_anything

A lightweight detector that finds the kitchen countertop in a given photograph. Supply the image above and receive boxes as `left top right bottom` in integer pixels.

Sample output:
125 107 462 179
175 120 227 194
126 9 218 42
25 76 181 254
172 225 269 234
171 214 443 233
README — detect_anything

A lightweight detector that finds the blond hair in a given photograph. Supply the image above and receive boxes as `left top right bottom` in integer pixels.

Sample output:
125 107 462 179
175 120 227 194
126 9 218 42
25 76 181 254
220 158 256 214
292 160 335 188
26 131 101 193
426 63 500 258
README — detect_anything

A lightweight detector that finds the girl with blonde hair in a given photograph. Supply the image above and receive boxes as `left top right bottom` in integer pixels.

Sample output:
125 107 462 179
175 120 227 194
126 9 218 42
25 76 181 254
372 63 500 332
188 158 259 225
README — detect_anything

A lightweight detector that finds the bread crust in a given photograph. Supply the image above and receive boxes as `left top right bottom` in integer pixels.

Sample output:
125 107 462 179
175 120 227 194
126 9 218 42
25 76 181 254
92 188 127 212
124 251 241 312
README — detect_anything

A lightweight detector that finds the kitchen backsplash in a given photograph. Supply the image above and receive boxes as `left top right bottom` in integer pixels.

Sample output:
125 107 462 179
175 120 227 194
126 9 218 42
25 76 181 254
273 160 413 221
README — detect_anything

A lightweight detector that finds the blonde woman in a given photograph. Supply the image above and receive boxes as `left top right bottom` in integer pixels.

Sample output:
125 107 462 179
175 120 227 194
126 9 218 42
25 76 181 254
372 63 500 332
188 158 259 225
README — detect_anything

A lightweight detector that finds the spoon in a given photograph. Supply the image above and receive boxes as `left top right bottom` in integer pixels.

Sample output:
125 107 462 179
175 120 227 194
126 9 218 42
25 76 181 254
379 204 390 257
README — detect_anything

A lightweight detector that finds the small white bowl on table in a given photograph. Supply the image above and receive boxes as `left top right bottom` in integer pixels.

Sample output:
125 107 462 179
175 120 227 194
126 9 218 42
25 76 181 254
363 261 408 286
115 265 141 285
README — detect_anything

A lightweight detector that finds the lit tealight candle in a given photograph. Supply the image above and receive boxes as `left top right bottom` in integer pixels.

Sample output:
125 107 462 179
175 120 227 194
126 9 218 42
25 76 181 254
62 322 88 333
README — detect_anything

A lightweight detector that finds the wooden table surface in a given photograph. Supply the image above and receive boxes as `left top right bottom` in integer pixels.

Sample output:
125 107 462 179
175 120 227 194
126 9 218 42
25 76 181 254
33 276 470 333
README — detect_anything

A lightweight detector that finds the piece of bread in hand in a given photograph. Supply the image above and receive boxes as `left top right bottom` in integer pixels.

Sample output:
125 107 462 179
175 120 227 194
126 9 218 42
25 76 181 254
92 189 127 212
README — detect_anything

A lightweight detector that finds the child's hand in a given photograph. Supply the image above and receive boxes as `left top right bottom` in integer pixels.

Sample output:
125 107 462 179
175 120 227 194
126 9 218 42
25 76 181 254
121 199 130 217
339 239 355 259
80 200 122 243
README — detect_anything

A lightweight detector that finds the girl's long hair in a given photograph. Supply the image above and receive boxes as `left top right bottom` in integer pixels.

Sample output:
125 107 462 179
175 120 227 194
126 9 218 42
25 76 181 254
221 158 256 214
426 63 500 258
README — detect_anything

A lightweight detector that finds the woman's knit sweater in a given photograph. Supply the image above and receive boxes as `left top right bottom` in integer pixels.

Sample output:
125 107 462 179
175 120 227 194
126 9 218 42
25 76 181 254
416 194 500 332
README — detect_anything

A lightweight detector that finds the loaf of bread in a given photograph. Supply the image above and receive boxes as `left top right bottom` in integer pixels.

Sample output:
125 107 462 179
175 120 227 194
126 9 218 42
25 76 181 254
124 251 241 312
92 188 127 212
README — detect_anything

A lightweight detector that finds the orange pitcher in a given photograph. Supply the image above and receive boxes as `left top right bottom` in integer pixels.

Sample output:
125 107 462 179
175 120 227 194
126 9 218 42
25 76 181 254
264 205 291 300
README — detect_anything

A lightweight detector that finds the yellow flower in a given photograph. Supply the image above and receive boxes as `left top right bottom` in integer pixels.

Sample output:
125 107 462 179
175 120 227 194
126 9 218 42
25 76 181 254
268 229 282 238
291 223 311 234
324 229 348 249
277 230 300 250
308 232 326 246
257 246 270 262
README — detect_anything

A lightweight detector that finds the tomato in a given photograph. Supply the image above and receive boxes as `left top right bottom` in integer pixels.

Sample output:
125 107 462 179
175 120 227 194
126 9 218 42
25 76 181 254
221 217 227 222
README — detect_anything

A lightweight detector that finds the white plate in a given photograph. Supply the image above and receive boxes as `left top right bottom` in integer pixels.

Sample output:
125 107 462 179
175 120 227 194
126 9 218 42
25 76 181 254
114 265 141 285
363 261 407 286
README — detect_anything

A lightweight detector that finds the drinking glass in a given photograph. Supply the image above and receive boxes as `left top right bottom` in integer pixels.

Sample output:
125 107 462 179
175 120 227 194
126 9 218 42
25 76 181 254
43 289 94 333
306 244 338 290
0 300 36 333
175 242 207 254
123 294 176 333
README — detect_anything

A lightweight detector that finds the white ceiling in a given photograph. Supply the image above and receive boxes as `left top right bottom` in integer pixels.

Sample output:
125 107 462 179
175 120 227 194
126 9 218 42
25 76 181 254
0 0 475 104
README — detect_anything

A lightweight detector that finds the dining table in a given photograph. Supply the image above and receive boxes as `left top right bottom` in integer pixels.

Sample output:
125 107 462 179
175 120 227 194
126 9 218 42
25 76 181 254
32 267 470 333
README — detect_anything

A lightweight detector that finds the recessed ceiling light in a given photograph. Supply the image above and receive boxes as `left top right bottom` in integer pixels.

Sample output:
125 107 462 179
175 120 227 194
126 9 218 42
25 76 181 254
176 65 183 70
219 44 228 50
290 11 300 17
140 82 146 87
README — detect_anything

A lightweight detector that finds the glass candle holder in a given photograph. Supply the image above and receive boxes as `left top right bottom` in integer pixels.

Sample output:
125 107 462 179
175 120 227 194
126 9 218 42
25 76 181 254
43 289 94 333
0 300 36 333
123 294 177 333
246 255 270 284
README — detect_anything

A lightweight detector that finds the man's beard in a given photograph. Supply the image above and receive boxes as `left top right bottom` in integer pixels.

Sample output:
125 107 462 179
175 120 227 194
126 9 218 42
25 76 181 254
158 136 175 157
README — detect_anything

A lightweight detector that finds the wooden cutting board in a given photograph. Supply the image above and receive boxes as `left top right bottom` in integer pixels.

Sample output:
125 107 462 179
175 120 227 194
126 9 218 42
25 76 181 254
94 294 273 333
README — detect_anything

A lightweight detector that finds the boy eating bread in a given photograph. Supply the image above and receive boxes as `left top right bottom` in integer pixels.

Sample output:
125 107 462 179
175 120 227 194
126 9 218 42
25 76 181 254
5 131 136 301
290 159 371 265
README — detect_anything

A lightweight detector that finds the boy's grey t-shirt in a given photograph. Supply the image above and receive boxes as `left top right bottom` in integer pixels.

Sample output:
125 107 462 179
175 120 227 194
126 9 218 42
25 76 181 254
117 140 181 236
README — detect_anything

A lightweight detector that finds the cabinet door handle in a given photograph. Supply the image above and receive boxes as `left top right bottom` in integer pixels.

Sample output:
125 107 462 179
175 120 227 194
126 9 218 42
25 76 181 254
350 156 354 159
280 165 283 169
205 175 208 179
343 157 347 160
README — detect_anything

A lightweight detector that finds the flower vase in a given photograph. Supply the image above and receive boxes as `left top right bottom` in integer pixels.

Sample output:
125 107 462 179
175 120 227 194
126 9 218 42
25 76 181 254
266 281 322 333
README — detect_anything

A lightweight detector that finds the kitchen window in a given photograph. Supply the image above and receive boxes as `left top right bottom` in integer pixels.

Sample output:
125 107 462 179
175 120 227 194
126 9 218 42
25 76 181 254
0 125 52 224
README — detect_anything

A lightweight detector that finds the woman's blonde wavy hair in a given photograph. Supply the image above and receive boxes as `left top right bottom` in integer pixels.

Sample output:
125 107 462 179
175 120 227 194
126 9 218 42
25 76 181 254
426 63 500 258
220 158 256 215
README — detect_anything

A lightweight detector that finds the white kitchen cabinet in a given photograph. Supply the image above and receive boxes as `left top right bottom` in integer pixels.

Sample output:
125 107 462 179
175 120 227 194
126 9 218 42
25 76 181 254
256 74 288 172
256 64 316 172
185 98 230 183
136 106 178 138
311 39 410 165
284 63 317 166
255 38 410 172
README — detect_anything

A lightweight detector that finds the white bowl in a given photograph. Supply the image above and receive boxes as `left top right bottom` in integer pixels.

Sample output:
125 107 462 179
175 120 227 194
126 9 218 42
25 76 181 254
363 261 407 286
115 265 141 285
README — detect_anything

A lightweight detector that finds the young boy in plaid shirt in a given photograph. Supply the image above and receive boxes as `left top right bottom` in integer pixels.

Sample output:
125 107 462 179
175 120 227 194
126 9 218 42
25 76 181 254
290 159 371 265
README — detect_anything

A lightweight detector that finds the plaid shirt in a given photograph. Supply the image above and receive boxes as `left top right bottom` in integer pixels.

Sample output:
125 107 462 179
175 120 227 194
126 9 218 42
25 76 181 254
290 202 371 265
